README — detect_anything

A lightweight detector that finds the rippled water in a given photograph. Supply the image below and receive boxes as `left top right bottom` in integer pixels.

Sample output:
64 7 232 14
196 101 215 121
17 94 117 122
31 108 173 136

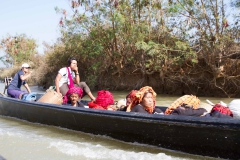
0 83 228 160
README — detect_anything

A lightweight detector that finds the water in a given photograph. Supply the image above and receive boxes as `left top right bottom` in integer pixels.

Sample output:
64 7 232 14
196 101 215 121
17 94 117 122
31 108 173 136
0 83 229 160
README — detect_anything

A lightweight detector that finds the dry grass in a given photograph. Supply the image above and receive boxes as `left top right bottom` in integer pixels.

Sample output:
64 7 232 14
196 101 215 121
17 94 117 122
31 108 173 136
0 65 21 80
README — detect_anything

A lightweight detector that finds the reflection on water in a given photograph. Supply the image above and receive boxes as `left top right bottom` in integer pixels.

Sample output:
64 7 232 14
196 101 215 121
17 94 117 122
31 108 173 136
0 83 229 160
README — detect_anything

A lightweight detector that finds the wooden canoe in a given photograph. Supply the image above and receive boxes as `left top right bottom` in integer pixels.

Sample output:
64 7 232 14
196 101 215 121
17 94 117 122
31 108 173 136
0 94 239 159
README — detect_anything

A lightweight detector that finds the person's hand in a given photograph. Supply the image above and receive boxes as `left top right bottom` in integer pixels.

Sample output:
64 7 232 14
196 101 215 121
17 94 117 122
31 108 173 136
57 92 62 97
91 97 96 102
73 66 78 72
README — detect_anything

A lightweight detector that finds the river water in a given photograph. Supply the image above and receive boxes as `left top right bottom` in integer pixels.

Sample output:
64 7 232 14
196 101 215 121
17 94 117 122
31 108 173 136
0 83 232 160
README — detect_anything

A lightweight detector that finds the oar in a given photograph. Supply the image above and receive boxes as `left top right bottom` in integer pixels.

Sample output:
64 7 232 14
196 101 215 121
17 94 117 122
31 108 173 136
0 92 7 97
206 99 214 106
206 99 228 107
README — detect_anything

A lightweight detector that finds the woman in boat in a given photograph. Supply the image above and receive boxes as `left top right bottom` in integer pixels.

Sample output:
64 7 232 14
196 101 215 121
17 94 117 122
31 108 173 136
7 63 32 99
128 86 164 114
55 57 95 101
118 90 138 111
170 105 208 116
63 86 85 107
88 90 115 110
165 94 208 117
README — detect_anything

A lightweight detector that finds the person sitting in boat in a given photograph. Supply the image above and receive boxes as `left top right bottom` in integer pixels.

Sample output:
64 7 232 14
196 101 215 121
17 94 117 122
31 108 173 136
170 104 208 117
204 103 233 119
88 90 115 110
164 94 208 117
7 63 32 99
55 57 95 101
118 90 138 111
62 86 85 107
127 86 164 114
165 95 201 115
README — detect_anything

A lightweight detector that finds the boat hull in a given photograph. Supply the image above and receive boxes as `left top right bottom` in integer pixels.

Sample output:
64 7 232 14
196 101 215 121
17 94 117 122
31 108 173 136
0 96 240 159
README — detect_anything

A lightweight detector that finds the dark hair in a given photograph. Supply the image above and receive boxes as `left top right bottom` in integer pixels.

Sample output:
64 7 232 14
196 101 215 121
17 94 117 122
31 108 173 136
67 57 77 66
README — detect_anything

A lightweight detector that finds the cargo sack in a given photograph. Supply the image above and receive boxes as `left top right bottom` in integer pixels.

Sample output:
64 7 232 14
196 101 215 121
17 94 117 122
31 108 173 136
165 95 201 115
211 104 233 117
228 99 240 119
37 89 63 105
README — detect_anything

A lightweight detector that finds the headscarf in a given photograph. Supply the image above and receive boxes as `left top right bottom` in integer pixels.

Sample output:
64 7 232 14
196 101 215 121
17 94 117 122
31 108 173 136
88 90 114 110
125 90 138 109
63 86 83 104
126 90 138 99
127 86 157 113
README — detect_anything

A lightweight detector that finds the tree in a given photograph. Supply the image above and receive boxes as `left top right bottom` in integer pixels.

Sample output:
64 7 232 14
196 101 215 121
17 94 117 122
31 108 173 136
39 0 240 97
0 34 38 67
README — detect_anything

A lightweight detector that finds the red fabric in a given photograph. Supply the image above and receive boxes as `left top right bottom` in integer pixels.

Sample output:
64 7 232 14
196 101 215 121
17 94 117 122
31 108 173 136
67 67 74 89
126 90 138 99
63 87 83 104
88 90 114 110
95 90 114 108
211 104 233 117
88 101 105 110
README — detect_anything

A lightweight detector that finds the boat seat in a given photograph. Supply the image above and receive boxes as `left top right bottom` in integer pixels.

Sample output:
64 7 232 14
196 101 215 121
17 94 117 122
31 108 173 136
3 77 12 94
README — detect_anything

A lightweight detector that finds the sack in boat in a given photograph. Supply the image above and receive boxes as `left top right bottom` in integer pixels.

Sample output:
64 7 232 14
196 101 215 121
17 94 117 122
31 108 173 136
165 95 201 115
37 90 63 105
211 103 233 117
228 99 240 119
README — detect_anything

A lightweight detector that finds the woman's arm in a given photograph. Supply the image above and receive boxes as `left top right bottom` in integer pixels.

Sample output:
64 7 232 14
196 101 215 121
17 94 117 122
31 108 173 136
74 71 80 84
72 66 80 84
55 73 62 95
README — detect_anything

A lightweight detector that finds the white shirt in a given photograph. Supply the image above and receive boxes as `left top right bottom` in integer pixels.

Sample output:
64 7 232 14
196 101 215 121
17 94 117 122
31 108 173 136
58 67 76 87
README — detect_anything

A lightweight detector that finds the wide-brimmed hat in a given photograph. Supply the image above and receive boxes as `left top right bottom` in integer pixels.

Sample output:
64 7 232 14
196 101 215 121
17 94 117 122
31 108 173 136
21 63 30 68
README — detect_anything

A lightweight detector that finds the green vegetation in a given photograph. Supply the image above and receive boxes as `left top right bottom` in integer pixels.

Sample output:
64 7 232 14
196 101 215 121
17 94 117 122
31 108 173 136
0 34 37 67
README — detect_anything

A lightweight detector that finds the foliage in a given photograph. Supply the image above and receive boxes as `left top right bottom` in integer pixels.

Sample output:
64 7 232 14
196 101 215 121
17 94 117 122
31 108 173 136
38 0 240 97
0 34 38 67
54 1 198 83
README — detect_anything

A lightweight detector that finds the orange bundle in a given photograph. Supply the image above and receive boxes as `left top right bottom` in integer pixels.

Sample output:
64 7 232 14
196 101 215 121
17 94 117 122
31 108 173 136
165 95 200 115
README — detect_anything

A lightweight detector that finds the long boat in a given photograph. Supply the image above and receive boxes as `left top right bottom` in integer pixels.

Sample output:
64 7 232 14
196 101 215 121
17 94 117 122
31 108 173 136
0 94 240 159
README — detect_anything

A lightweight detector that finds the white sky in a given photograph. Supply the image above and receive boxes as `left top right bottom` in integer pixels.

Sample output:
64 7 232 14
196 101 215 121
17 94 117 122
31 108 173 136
0 0 70 67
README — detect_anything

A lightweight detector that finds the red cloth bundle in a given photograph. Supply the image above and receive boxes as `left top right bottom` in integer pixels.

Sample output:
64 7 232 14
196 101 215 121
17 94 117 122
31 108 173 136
211 104 233 117
88 90 114 110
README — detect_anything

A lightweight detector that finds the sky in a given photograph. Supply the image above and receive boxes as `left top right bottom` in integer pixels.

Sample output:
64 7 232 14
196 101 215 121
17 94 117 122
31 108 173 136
0 0 70 67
